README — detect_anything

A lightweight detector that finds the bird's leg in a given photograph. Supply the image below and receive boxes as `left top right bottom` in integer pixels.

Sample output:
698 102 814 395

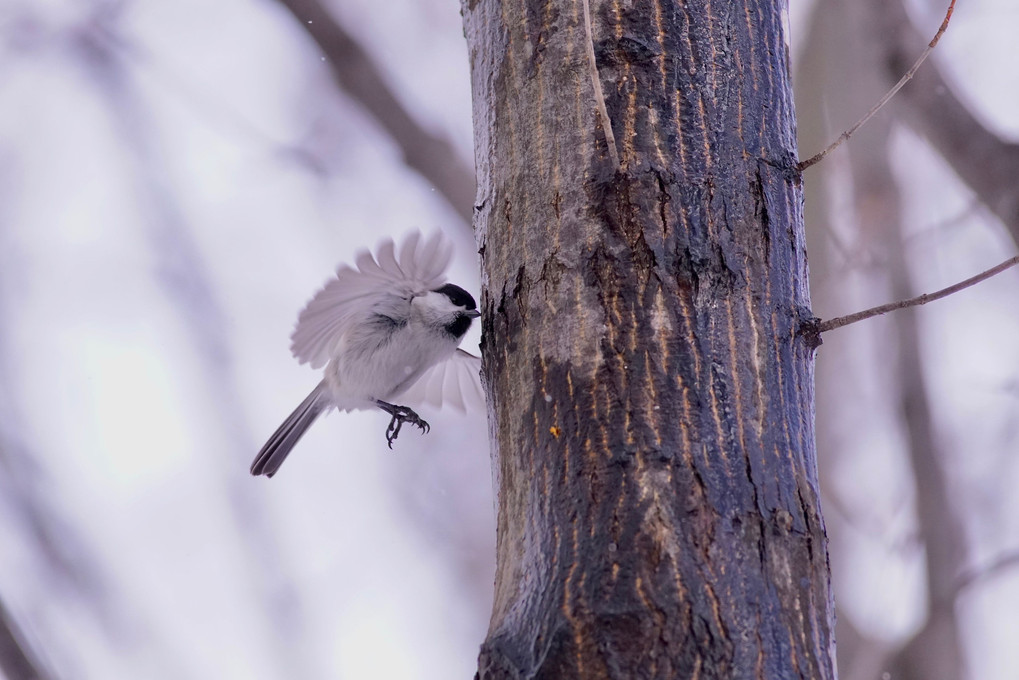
375 400 430 449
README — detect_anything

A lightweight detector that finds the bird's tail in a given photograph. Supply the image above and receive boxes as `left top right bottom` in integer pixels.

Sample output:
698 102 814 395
250 381 330 478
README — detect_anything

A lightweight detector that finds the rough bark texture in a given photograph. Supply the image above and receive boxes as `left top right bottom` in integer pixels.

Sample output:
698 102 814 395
462 0 835 677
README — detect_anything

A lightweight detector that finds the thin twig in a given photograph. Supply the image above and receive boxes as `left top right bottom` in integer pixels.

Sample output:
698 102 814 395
818 254 1019 334
581 0 620 170
876 0 1019 250
797 0 956 172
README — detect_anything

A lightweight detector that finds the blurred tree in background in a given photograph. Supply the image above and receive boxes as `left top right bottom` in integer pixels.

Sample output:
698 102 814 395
798 1 1019 679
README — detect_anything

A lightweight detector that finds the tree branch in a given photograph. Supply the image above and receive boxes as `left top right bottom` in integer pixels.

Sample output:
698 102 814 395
873 0 1019 249
953 549 1019 599
796 0 956 172
274 0 476 225
0 597 48 680
817 254 1019 334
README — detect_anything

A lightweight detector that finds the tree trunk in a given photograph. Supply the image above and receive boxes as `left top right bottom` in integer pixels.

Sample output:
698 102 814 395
462 0 835 677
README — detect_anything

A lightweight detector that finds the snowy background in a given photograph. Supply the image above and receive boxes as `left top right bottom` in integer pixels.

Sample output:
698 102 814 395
0 0 1016 678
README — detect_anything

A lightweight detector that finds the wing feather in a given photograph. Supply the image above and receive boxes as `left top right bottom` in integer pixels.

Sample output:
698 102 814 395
375 238 402 279
397 349 484 413
396 231 419 276
290 231 453 368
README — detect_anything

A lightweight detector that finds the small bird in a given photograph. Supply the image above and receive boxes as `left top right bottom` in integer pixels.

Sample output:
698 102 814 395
250 231 483 478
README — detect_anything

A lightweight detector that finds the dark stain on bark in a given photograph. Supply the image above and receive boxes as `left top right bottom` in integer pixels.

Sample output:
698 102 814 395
752 163 773 266
523 0 559 78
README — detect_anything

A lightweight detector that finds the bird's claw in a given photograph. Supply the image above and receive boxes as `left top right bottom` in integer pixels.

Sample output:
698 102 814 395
376 401 430 449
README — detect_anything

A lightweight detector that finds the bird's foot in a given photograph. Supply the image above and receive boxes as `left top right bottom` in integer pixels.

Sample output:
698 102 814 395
375 401 430 449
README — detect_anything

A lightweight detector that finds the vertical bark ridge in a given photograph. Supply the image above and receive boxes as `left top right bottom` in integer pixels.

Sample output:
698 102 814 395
465 0 834 677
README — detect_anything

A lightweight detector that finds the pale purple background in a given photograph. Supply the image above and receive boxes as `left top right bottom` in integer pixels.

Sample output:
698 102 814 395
0 0 1016 678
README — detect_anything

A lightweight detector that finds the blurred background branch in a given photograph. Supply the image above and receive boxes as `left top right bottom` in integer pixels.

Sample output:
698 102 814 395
274 0 476 226
868 0 1019 246
0 597 48 680
797 0 1019 678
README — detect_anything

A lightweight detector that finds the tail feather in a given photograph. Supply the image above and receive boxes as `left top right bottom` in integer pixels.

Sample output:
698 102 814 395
250 382 329 478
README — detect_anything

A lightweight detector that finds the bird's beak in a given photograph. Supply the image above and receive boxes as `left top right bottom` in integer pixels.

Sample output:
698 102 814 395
466 310 481 318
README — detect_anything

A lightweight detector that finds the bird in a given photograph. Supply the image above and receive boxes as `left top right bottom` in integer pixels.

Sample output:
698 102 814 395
250 231 483 478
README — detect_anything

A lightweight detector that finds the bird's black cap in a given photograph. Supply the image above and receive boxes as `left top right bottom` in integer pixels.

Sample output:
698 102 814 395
433 283 477 311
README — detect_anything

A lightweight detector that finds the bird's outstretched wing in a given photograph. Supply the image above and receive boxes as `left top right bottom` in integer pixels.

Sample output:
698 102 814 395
291 231 454 369
397 348 484 413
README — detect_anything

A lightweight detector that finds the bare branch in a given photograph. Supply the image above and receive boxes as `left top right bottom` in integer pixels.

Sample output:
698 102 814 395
581 0 620 170
796 0 956 172
818 254 1019 334
953 550 1019 598
873 0 1019 249
0 597 48 680
275 0 476 225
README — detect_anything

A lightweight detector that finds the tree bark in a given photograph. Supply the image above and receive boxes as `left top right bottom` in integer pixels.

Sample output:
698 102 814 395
463 0 835 677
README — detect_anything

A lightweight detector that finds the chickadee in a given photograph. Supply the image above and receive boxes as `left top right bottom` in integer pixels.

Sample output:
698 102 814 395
250 231 483 478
